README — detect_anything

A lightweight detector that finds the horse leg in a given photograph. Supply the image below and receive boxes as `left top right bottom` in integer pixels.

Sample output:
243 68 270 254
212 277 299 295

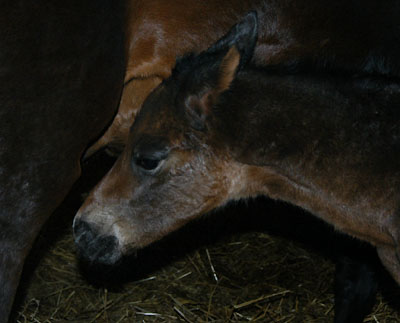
0 249 25 323
334 254 378 323
0 218 45 323
376 244 400 284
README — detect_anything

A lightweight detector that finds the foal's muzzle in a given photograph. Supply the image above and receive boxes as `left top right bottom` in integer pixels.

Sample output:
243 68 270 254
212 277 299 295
73 218 122 265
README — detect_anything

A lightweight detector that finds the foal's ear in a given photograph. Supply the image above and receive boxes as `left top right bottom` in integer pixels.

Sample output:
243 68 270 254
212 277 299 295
184 46 241 130
208 10 258 69
184 11 258 131
211 11 258 92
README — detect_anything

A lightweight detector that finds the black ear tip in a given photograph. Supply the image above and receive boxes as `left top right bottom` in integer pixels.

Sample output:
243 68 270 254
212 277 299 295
238 10 258 36
207 10 259 56
244 11 258 27
234 10 258 67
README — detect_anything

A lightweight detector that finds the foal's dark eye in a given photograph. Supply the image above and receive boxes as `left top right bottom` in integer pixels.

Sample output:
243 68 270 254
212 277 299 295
132 136 170 173
135 157 161 171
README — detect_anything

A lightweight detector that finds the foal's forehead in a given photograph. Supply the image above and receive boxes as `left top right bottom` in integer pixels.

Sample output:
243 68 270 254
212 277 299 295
145 80 184 114
129 82 189 148
131 86 174 127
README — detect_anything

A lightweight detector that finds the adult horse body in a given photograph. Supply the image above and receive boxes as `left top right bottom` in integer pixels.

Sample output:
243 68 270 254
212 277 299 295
87 0 400 156
0 1 125 321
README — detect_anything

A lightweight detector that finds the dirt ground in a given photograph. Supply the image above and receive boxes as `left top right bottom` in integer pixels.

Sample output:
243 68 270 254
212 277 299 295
11 152 400 322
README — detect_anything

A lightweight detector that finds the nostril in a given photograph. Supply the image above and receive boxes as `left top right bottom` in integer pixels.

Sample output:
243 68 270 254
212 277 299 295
73 219 122 265
73 219 95 244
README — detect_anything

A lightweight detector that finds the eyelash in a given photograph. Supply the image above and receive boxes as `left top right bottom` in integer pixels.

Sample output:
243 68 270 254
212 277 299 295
135 157 161 171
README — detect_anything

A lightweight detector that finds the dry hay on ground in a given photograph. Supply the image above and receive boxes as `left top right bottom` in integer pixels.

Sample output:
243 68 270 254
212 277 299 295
12 153 400 322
